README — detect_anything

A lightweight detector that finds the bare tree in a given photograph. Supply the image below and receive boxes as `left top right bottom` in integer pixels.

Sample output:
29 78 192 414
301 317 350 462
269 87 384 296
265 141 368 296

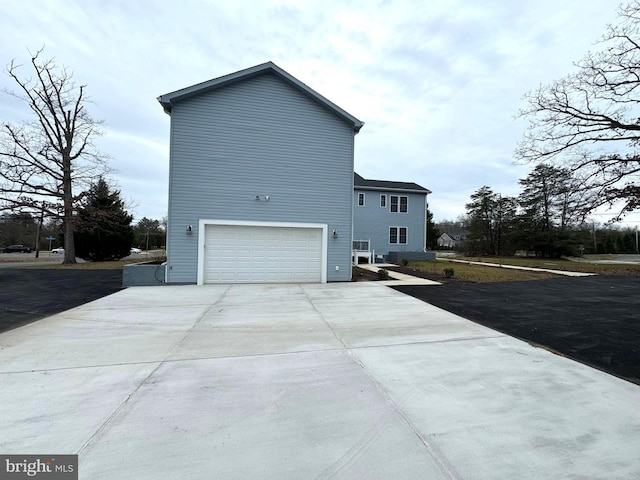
0 49 109 263
516 1 640 220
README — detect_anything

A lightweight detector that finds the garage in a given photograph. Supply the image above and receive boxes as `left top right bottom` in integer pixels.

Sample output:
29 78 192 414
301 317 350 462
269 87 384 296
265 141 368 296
201 221 326 284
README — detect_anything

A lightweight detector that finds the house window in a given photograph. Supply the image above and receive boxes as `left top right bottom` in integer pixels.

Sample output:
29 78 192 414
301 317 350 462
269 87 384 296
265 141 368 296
380 194 386 207
358 193 365 206
390 195 408 213
389 227 408 244
400 196 408 213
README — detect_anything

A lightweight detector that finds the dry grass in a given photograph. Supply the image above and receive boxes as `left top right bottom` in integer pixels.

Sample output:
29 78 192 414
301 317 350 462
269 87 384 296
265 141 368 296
23 259 141 270
0 255 64 263
410 260 560 283
1 250 167 270
458 256 640 275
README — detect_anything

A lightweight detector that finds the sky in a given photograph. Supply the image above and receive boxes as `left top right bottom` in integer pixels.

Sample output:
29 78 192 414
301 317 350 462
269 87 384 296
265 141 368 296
1 0 635 227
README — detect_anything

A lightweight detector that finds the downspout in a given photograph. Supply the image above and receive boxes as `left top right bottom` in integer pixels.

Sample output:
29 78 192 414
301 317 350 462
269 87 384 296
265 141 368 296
423 195 428 253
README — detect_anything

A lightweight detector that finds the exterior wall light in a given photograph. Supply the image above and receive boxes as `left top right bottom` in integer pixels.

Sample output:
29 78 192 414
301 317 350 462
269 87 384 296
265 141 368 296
332 229 338 238
186 224 193 235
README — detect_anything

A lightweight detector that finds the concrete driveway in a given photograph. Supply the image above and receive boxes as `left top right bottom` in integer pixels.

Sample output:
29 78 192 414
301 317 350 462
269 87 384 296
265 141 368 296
1 283 639 479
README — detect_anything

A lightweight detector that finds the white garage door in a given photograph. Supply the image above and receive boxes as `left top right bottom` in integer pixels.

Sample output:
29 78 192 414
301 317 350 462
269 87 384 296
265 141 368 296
204 224 323 283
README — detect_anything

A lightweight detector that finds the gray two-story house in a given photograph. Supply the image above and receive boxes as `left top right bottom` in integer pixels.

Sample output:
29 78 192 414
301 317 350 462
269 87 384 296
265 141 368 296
157 62 363 284
353 173 432 262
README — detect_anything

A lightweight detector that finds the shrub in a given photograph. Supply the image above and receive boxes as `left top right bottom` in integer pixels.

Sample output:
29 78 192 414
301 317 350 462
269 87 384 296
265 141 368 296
442 267 455 278
377 268 390 280
400 258 409 266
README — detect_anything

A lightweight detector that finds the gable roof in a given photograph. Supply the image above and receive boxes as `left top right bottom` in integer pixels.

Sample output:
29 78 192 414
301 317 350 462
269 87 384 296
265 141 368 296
157 61 364 133
438 233 456 241
439 231 467 241
354 173 431 195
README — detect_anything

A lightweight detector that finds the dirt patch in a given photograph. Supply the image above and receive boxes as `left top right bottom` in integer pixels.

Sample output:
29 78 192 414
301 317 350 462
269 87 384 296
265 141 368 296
352 266 382 282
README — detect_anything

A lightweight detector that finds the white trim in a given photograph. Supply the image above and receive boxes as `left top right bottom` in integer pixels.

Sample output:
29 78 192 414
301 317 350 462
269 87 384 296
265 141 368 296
389 195 408 214
197 219 328 285
389 226 408 245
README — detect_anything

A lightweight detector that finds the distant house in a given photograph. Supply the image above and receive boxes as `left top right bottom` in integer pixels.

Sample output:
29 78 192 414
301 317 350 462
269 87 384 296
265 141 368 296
157 62 363 284
353 173 433 263
437 232 467 249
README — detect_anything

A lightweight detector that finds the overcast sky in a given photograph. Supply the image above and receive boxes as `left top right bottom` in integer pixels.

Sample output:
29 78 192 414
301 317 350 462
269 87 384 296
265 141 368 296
1 0 633 226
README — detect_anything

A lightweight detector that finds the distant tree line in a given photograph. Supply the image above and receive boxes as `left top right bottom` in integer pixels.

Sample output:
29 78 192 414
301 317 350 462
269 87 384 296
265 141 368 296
440 164 638 257
132 216 166 251
0 193 165 260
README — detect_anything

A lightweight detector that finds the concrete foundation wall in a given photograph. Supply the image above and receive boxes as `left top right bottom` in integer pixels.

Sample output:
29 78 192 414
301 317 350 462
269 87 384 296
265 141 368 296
123 263 167 287
387 251 436 263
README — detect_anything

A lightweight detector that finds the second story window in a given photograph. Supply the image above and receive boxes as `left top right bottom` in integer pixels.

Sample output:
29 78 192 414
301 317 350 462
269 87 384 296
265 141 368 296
358 192 365 206
380 194 386 207
390 195 408 213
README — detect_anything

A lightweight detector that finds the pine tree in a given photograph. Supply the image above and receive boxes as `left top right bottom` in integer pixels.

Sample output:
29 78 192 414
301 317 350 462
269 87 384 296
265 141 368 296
74 179 133 261
425 207 439 250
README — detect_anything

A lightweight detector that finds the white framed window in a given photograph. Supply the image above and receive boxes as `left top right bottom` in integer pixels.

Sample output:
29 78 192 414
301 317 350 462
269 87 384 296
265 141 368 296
390 195 408 213
358 192 365 206
380 194 386 207
389 227 408 244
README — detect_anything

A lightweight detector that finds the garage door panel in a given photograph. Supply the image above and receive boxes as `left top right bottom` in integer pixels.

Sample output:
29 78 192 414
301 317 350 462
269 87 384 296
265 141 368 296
204 224 323 284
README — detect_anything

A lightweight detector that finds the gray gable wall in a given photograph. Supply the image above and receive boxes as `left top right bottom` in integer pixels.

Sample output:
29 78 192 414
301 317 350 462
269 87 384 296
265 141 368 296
165 71 357 282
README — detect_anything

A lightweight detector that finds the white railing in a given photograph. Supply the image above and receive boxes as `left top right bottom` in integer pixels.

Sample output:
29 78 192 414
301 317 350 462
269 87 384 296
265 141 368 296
352 239 373 264
353 240 370 251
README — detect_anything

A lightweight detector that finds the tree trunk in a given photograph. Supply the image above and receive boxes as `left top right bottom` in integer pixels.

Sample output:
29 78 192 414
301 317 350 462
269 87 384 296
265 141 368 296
62 154 77 264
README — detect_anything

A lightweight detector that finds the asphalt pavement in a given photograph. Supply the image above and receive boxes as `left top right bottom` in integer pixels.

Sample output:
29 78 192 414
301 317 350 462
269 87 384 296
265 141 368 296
0 269 123 333
394 275 640 384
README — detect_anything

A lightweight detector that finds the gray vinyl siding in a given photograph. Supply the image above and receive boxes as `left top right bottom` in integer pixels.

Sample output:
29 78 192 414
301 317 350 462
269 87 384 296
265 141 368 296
166 72 355 283
353 189 427 257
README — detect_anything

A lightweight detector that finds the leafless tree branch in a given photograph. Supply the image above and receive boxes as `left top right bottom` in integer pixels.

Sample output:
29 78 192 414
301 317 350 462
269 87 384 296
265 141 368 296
516 1 640 220
0 49 111 262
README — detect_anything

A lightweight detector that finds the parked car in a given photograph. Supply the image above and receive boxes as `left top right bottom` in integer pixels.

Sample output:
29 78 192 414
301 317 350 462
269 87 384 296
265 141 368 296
2 245 32 253
130 247 142 254
51 247 64 254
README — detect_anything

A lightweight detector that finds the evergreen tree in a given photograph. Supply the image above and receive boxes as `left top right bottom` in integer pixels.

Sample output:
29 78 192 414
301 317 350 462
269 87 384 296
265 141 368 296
517 165 589 256
74 179 133 261
425 207 439 250
465 187 495 255
133 217 166 250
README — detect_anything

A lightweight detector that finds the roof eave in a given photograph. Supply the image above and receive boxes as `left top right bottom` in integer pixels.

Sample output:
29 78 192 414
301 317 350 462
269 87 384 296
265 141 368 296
354 185 431 195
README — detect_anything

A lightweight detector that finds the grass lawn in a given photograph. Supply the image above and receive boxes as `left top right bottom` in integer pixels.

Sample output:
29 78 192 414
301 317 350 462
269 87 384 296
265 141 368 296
24 251 167 270
406 260 560 283
457 256 640 275
404 255 640 283
27 259 142 270
0 250 167 270
0 255 65 263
